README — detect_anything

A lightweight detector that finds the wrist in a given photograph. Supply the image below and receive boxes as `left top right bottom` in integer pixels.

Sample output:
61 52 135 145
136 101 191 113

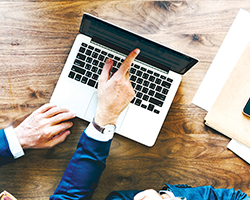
94 113 117 127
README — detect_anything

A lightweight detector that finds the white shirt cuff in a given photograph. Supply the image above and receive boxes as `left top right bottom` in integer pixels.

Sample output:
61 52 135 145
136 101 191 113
85 122 114 142
4 126 25 159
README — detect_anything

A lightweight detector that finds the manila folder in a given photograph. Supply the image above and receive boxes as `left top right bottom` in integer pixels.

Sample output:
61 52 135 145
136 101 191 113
205 41 250 148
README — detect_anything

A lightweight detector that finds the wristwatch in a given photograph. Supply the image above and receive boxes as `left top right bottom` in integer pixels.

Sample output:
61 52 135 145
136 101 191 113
92 118 116 135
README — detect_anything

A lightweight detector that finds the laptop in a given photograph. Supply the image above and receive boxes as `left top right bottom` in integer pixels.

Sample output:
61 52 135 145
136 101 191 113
50 13 198 147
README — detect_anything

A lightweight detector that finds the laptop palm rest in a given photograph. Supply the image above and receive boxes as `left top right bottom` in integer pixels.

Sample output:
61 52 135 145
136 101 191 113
84 92 129 132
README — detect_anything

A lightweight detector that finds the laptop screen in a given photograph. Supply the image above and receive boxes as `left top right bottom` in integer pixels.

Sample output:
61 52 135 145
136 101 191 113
80 14 198 75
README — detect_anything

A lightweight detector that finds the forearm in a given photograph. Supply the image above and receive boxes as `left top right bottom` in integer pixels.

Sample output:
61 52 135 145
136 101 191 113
50 129 112 200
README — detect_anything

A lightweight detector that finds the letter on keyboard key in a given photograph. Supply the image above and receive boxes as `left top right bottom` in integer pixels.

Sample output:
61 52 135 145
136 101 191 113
155 92 166 101
162 81 171 88
149 97 163 107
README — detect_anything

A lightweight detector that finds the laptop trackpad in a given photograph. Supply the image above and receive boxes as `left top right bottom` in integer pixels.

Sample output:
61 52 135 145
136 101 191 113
84 92 128 131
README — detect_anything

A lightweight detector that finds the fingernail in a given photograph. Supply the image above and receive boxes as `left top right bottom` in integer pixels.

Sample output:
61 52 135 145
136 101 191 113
134 48 140 54
106 58 112 63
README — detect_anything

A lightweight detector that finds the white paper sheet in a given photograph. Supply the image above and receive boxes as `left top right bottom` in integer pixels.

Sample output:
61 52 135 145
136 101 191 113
192 9 250 111
191 9 250 164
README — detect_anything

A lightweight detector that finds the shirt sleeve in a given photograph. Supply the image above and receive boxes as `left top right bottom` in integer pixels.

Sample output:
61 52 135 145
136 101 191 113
85 122 114 142
4 126 24 159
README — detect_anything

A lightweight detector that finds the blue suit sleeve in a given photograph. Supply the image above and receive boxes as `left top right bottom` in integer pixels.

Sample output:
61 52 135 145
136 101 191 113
0 129 15 166
50 130 112 200
167 184 250 200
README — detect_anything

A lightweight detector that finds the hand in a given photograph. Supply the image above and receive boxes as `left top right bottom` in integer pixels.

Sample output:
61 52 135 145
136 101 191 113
134 189 170 200
95 48 140 126
14 103 75 149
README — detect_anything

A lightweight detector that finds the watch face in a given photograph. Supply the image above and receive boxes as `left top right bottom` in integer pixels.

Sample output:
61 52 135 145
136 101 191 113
104 125 116 134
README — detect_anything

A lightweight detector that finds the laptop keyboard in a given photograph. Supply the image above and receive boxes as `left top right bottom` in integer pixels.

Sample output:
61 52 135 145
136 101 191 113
68 42 173 114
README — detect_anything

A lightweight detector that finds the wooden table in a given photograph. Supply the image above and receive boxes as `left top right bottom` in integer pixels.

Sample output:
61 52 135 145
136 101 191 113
1 1 250 199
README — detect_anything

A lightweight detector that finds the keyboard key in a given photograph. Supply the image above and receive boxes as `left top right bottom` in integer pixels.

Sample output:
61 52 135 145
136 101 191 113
91 66 98 73
86 71 92 77
149 75 155 82
86 49 92 56
136 92 143 98
71 66 86 75
141 67 146 71
136 70 143 77
98 55 105 61
134 64 140 69
130 68 136 74
74 59 85 67
136 85 142 91
113 60 117 67
147 104 154 111
81 76 88 84
114 56 121 61
155 92 166 101
148 90 155 96
108 53 114 58
92 52 98 58
81 43 88 47
141 104 147 109
87 79 96 87
149 83 156 89
79 47 86 54
143 80 149 87
142 87 149 94
154 109 160 114
99 62 105 68
85 64 91 70
160 75 167 80
142 94 149 101
162 88 169 95
154 72 160 77
167 78 173 83
131 97 135 104
111 67 118 73
156 85 162 92
86 57 93 63
68 71 75 79
77 53 86 61
130 75 137 82
97 69 102 75
147 69 153 74
136 78 143 84
92 74 99 80
95 48 101 53
142 73 149 79
92 60 99 66
155 78 162 84
101 51 107 55
131 82 136 88
75 74 81 81
149 97 163 107
117 62 122 68
162 81 171 88
135 99 142 106
88 45 94 50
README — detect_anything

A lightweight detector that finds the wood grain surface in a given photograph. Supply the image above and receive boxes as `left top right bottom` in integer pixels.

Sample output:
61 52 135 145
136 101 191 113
1 1 250 199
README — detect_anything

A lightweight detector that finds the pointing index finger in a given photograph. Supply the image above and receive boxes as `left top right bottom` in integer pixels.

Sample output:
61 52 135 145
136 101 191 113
117 48 140 76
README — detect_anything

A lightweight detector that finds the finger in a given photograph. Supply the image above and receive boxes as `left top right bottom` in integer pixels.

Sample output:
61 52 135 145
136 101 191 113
50 111 75 125
99 58 113 83
35 103 57 114
47 130 71 148
44 106 74 118
48 121 73 138
116 48 140 76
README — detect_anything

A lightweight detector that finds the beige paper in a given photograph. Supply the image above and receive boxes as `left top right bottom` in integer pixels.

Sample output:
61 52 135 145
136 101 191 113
205 40 250 148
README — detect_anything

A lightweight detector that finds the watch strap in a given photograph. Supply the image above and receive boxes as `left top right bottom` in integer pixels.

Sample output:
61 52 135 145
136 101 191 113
92 118 105 133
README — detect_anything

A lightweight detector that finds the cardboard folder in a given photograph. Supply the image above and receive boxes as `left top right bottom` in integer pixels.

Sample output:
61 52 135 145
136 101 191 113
205 40 250 148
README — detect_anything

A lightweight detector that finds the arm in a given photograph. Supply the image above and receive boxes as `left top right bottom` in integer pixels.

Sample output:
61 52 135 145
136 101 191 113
50 49 140 200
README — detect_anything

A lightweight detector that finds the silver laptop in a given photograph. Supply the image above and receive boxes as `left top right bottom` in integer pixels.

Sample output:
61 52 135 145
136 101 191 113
50 13 198 147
